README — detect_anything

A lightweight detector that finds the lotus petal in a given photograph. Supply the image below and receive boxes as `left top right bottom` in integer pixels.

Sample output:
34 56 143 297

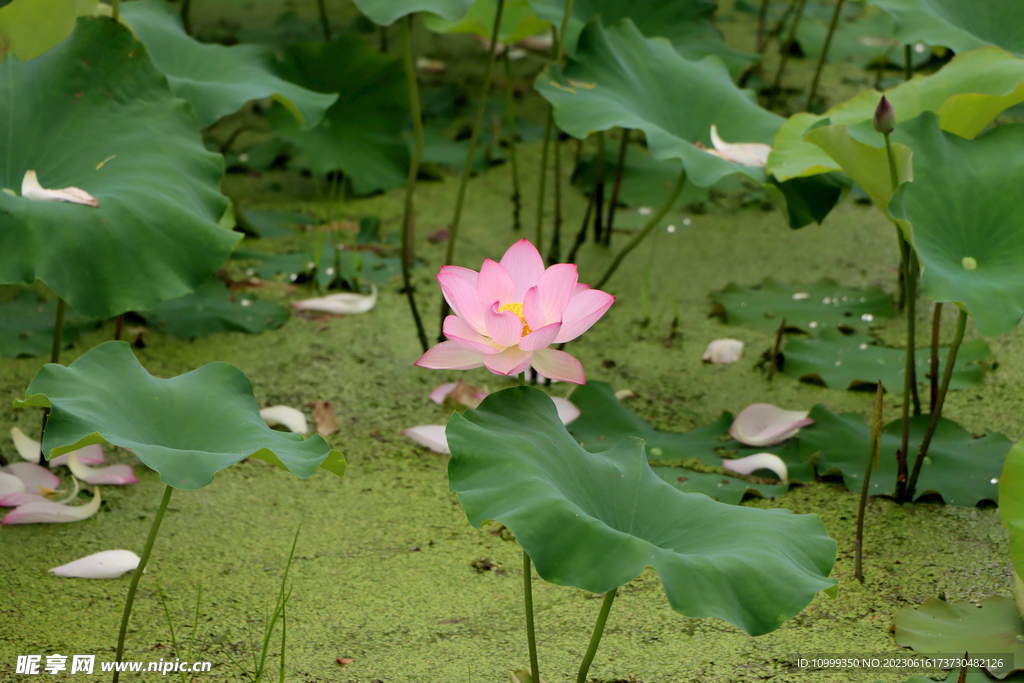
429 382 459 404
704 125 771 168
2 487 101 524
702 339 744 364
2 462 61 493
66 452 137 485
21 170 99 207
430 380 488 409
51 444 106 467
729 404 813 447
551 397 581 425
722 453 789 483
49 550 141 579
291 284 377 315
260 405 308 434
0 472 25 500
0 476 79 508
614 389 636 400
11 426 42 464
403 425 450 454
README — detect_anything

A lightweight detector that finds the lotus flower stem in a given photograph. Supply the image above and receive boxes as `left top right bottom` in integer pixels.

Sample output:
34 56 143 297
440 0 507 330
767 0 807 109
555 0 575 62
929 302 942 412
756 0 771 53
549 121 563 265
907 308 967 500
400 15 429 353
567 196 595 265
503 51 522 231
575 587 617 683
535 109 554 251
855 382 884 582
804 0 843 113
316 0 331 41
113 484 174 683
523 551 540 683
114 314 123 341
595 169 687 290
605 130 629 244
179 0 192 35
112 0 120 22
904 44 912 80
593 131 606 243
50 298 66 365
767 317 786 379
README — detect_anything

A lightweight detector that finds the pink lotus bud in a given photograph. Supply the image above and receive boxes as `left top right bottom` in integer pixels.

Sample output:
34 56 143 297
873 96 895 134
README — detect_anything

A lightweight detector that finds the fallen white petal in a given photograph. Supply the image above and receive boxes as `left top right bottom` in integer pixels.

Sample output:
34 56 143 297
507 47 527 60
415 57 446 72
0 472 25 500
702 339 744 364
704 125 772 168
729 403 814 447
260 405 308 434
2 487 101 524
52 443 106 467
403 425 449 454
292 284 377 315
521 32 553 51
11 427 42 464
49 550 141 579
21 170 99 207
66 452 137 485
614 389 636 400
722 453 789 483
551 397 580 425
2 462 61 494
0 476 78 508
429 382 460 404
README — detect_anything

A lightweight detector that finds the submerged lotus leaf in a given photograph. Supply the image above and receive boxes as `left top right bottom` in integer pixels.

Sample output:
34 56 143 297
895 597 1024 679
119 1 336 129
0 292 97 359
799 404 1009 506
0 17 237 319
270 37 410 195
768 47 1024 182
782 328 992 391
141 279 290 339
795 7 932 67
424 0 549 43
447 386 837 636
711 278 895 335
237 209 315 238
888 114 1024 337
353 0 474 26
535 19 783 188
234 245 409 288
13 342 345 489
869 0 1024 56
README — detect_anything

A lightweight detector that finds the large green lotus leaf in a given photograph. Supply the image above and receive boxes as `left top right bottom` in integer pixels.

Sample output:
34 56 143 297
424 0 549 43
0 291 97 359
768 47 1024 182
353 0 474 26
237 209 314 239
999 439 1024 580
799 404 1009 506
651 466 791 505
270 37 410 195
535 19 782 188
0 17 237 319
869 0 1024 56
765 172 852 229
0 0 81 62
141 279 289 339
888 114 1024 337
711 278 895 335
782 328 992 391
118 1 336 129
895 597 1024 679
795 7 931 67
13 341 345 489
447 386 837 636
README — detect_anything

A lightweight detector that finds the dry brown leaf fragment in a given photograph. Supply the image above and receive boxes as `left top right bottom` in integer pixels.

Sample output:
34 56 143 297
309 400 339 437
336 657 354 666
21 170 99 207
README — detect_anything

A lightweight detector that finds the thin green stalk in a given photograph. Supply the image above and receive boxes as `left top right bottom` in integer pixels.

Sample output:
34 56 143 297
518 372 526 387
756 0 771 53
605 130 629 244
316 0 331 41
907 308 968 500
113 485 174 683
523 551 539 683
767 0 807 108
114 315 123 342
575 588 617 683
549 122 563 265
183 587 203 683
595 169 687 290
593 131 606 242
805 0 843 112
855 382 884 583
555 0 575 60
503 50 522 231
156 584 180 660
929 302 942 412
566 196 595 265
904 44 912 80
255 528 300 680
400 15 429 353
112 0 120 22
535 110 554 249
278 606 287 683
51 298 66 364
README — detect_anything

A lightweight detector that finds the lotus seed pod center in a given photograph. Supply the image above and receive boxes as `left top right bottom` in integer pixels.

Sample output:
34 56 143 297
962 256 978 270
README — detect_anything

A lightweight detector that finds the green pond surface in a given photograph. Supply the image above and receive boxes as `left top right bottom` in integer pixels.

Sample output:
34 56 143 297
2 2 1022 681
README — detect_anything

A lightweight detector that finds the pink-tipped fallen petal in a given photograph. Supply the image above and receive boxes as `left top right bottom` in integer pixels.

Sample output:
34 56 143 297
485 303 524 348
443 315 503 355
416 342 485 371
0 491 49 507
66 453 137 485
260 406 308 434
2 463 61 494
438 272 486 334
729 404 814 447
52 444 106 467
429 382 459 404
536 263 578 323
2 488 101 524
49 550 141 579
553 289 615 344
530 347 585 384
403 425 449 454
476 259 515 309
722 453 789 483
21 170 99 207
0 472 25 500
500 239 545 301
519 322 562 351
550 397 581 425
482 346 533 377
702 339 744 364
11 427 43 464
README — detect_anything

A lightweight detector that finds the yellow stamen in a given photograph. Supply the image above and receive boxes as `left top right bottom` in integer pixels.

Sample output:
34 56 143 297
498 302 532 335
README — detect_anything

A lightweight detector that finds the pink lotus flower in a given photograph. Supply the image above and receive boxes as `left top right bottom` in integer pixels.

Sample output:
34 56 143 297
416 240 614 384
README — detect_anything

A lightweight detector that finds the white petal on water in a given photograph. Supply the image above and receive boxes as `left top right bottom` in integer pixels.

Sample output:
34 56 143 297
11 427 42 464
292 284 377 315
702 339 744 364
729 404 814 447
49 550 142 579
260 405 308 434
403 425 449 454
722 453 789 483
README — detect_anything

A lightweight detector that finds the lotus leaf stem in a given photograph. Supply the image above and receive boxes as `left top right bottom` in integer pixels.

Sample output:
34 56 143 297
593 131 606 242
595 169 687 290
399 15 429 353
535 109 554 250
567 196 595 265
756 0 771 53
180 0 192 35
907 308 968 500
114 314 123 342
855 382 884 582
113 484 173 682
575 588 617 683
380 26 388 53
503 51 522 231
112 0 120 22
50 298 66 365
523 551 540 683
930 302 942 412
904 44 912 81
767 0 807 108
550 123 563 264
316 0 331 41
805 0 843 112
605 130 629 244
